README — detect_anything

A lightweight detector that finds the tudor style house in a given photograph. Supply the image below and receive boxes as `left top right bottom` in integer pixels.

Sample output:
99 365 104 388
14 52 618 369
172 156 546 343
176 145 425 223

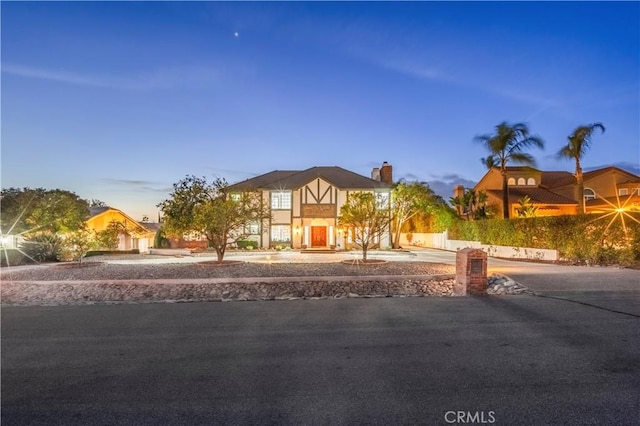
86 206 157 252
227 163 394 250
470 165 640 218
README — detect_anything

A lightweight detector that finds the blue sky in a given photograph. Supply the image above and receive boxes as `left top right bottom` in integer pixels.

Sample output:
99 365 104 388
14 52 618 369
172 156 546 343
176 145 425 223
2 1 639 220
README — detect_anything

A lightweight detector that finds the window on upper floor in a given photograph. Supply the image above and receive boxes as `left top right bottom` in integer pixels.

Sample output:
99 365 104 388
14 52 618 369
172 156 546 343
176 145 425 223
584 188 596 200
527 178 536 186
376 192 390 208
517 178 526 186
271 191 291 209
230 193 241 201
508 178 516 186
618 188 629 196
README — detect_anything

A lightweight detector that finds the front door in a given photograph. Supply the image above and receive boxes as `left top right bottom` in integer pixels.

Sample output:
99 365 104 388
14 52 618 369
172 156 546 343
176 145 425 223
311 226 327 247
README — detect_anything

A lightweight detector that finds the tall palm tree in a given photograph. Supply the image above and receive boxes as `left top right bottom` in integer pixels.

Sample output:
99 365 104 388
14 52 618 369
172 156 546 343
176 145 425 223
475 122 545 219
557 123 605 214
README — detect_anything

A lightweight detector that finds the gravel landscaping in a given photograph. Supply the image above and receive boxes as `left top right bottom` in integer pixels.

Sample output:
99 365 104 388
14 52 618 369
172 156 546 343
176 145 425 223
1 260 455 281
1 258 532 306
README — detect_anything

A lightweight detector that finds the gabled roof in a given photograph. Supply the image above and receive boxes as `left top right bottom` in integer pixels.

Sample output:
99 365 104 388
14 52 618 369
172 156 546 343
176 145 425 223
486 187 577 205
583 166 640 183
89 206 110 217
87 206 153 236
228 166 390 191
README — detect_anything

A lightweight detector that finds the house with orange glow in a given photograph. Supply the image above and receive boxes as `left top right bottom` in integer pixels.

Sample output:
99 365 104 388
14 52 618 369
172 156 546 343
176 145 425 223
471 166 640 218
227 163 393 250
86 206 157 252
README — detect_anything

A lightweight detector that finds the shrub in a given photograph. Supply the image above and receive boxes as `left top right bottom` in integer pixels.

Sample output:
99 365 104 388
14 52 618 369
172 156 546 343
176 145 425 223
449 213 640 266
19 232 65 262
154 228 171 248
0 249 36 267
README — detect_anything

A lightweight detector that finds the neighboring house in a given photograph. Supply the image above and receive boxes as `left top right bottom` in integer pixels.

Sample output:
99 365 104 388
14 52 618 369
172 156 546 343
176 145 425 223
471 166 640 218
227 163 394 250
86 206 157 253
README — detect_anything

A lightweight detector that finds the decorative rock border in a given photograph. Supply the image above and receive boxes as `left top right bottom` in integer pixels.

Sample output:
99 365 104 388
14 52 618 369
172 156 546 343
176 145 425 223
486 273 533 295
1 275 455 306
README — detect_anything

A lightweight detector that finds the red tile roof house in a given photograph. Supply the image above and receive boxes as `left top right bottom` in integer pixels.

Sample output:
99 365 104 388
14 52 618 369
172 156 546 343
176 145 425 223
470 166 640 218
226 163 394 250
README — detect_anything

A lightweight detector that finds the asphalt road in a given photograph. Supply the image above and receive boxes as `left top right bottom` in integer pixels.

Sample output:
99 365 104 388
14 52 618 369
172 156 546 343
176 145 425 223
3 294 639 425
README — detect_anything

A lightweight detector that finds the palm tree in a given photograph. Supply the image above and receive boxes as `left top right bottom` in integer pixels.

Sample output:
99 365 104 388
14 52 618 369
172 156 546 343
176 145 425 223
557 123 605 214
475 122 545 219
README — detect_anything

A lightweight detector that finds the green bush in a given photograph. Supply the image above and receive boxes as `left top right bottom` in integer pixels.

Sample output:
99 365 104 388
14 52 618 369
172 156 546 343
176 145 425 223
449 213 640 266
1 249 36 267
236 240 255 249
154 228 171 248
19 232 65 262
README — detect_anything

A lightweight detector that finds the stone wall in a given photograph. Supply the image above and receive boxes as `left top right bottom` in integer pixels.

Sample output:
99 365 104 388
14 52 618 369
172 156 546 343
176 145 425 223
1 275 455 305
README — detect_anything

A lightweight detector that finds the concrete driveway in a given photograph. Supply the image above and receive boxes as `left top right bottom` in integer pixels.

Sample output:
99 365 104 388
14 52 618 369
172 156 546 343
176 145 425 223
412 247 640 316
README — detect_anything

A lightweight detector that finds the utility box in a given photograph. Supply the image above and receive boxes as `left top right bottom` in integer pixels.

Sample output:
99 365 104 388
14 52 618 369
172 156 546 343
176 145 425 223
454 248 488 295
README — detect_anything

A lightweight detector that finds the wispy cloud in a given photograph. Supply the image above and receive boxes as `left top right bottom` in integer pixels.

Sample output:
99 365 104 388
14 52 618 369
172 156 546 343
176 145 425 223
102 178 161 186
1 63 219 90
101 178 172 193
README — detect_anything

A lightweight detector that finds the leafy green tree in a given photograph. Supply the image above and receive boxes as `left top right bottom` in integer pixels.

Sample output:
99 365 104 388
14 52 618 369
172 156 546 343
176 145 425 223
64 226 98 264
95 220 125 250
338 191 391 261
1 188 89 236
475 122 545 219
515 195 538 218
391 181 439 248
450 188 491 220
158 176 270 262
90 199 107 207
557 123 605 214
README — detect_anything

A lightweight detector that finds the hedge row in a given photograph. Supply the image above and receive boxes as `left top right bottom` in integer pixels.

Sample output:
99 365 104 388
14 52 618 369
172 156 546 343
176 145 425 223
449 213 640 265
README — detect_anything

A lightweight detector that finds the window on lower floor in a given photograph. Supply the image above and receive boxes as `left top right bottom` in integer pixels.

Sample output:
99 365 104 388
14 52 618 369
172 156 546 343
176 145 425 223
244 222 259 235
271 225 291 242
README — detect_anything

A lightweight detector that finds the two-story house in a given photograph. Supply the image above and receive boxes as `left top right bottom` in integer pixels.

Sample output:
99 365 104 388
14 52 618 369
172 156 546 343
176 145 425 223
472 165 640 218
227 163 394 250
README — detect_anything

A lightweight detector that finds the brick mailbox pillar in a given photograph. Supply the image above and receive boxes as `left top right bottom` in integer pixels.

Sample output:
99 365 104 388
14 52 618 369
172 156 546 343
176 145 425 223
455 248 488 295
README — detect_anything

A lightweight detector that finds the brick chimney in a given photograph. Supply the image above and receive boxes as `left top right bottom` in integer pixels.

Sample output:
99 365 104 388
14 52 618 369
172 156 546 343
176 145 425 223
380 161 393 185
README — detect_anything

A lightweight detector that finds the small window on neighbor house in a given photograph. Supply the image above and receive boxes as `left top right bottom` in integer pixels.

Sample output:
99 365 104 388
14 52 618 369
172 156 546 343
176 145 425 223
230 193 241 201
618 188 629 196
508 178 516 186
584 188 596 200
376 192 390 208
527 178 536 186
517 178 526 186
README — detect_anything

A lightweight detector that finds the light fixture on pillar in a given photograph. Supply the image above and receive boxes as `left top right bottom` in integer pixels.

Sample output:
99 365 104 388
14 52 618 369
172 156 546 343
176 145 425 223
294 226 301 235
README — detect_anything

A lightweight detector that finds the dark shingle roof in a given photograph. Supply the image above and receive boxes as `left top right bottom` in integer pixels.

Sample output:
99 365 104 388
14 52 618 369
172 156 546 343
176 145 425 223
88 206 110 217
487 188 577 205
228 166 390 191
540 171 575 188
